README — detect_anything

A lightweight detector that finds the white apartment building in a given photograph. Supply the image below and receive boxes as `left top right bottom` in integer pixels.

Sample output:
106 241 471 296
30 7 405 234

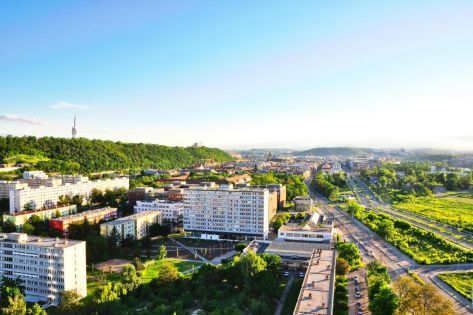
331 162 343 173
134 200 183 223
0 233 86 304
183 184 269 239
23 171 48 179
8 176 129 213
100 211 162 240
0 181 28 199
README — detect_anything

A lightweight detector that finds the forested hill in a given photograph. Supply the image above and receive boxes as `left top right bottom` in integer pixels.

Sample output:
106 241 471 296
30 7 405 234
0 136 233 173
295 147 374 156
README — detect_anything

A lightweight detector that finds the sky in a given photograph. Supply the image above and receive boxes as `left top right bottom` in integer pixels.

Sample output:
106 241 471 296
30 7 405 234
0 1 472 151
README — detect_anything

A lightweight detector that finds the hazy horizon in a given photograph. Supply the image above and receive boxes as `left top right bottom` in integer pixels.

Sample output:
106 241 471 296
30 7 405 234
1 1 472 150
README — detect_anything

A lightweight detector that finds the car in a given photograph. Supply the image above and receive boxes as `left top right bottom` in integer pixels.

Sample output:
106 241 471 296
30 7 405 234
354 275 359 281
355 286 360 292
354 279 358 285
298 272 305 278
356 302 362 310
355 292 361 299
283 271 289 276
357 312 363 315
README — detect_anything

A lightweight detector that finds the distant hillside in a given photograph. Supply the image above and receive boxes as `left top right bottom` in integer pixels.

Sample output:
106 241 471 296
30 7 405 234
295 147 374 157
0 136 233 173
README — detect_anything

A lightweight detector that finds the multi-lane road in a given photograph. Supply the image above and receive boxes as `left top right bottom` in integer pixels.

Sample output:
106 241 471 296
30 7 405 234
305 179 473 314
348 177 473 249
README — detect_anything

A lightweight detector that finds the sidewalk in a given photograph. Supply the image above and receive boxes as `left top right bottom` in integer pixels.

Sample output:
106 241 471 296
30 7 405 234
274 276 294 315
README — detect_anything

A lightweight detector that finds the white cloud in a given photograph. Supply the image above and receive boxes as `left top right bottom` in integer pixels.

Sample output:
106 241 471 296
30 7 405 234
50 101 92 110
0 114 49 126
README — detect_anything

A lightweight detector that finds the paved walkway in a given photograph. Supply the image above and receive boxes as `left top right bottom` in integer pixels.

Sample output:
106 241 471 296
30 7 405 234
274 276 294 315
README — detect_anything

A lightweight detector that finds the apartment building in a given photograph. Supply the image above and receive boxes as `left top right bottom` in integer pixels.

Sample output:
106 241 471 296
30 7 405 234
0 233 86 304
134 199 183 223
50 207 117 234
100 211 162 240
3 204 77 228
8 176 129 213
183 184 269 239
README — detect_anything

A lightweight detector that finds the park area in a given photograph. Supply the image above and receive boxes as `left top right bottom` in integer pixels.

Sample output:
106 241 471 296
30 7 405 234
394 192 473 232
87 258 204 299
438 272 473 300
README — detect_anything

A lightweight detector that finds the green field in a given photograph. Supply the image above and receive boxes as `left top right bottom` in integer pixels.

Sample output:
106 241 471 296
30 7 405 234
349 205 473 264
438 272 473 300
141 259 203 283
394 193 473 232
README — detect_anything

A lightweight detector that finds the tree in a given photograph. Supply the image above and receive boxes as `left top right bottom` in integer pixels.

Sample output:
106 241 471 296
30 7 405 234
121 265 142 292
133 257 145 271
94 282 125 304
393 276 454 315
369 286 399 315
1 295 26 315
157 244 167 260
156 260 180 285
239 252 266 279
26 304 46 315
337 243 361 266
2 220 16 233
58 290 81 312
336 258 350 275
21 223 35 235
260 253 282 275
1 277 25 308
235 242 247 252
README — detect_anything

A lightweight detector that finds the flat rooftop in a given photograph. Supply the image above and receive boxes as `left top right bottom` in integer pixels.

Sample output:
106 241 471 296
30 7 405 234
0 233 84 248
265 241 330 258
293 249 336 315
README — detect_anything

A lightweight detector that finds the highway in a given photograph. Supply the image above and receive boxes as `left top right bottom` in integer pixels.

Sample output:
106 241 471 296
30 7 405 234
306 179 473 314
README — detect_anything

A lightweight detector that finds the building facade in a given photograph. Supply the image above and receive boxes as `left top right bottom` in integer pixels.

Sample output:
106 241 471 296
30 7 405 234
8 176 129 213
3 205 78 228
183 184 269 239
50 207 117 234
134 200 183 223
0 233 86 304
100 211 162 240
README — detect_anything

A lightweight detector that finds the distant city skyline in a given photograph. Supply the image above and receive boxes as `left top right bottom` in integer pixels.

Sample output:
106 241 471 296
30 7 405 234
1 1 472 150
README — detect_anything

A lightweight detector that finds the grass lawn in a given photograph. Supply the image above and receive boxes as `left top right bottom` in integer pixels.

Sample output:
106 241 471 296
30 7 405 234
438 272 473 300
394 194 473 232
281 278 303 315
141 259 204 283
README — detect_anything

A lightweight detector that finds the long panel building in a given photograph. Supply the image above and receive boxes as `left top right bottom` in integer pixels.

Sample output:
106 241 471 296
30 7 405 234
183 184 269 239
0 233 86 304
100 211 162 240
7 175 129 213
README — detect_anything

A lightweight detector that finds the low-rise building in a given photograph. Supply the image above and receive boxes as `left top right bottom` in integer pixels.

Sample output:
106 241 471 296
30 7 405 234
100 211 162 240
278 212 333 243
293 195 312 212
50 207 117 234
0 233 86 304
3 204 77 228
134 199 183 223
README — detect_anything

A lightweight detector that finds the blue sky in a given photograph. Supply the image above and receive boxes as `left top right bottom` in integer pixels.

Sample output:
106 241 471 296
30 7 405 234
0 1 472 150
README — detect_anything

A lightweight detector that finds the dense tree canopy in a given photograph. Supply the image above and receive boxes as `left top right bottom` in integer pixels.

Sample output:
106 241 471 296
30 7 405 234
0 136 233 173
